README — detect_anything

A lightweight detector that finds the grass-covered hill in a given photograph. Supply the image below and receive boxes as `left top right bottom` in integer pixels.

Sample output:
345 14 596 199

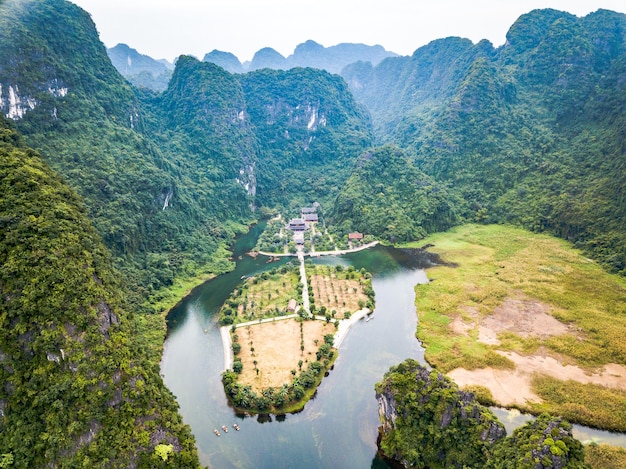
0 118 199 467
342 8 626 275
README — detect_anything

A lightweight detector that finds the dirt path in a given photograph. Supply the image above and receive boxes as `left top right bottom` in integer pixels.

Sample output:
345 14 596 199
256 241 379 258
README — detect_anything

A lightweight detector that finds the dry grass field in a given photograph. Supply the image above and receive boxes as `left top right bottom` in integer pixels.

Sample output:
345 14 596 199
409 224 626 431
235 319 336 392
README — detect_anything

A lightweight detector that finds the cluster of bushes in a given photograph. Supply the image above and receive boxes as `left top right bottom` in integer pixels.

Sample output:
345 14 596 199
255 218 288 253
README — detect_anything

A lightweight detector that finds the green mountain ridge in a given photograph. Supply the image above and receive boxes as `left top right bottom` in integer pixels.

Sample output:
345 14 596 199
343 8 626 273
1 0 626 466
0 117 198 467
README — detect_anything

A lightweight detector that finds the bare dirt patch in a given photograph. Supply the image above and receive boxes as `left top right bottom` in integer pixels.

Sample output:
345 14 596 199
236 319 336 392
449 351 626 406
448 366 540 406
448 295 626 406
479 296 570 343
448 296 570 345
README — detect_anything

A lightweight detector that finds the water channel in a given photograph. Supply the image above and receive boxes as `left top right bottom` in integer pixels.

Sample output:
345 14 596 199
161 223 625 468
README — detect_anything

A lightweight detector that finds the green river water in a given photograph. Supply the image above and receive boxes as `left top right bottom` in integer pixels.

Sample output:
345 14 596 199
161 223 625 468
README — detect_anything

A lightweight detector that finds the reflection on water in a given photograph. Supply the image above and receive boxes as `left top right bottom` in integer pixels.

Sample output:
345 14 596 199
491 407 626 448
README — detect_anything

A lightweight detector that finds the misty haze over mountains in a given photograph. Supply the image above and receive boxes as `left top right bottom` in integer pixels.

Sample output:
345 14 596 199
108 40 397 90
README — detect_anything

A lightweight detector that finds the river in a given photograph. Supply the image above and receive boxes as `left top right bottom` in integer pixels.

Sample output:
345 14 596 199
160 223 625 468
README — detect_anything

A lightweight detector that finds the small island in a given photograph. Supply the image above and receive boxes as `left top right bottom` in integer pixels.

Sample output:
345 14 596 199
220 211 376 413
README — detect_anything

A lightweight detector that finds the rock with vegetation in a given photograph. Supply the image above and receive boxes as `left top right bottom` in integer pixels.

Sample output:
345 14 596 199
376 359 591 469
0 119 199 467
486 414 588 469
375 359 506 468
239 67 373 209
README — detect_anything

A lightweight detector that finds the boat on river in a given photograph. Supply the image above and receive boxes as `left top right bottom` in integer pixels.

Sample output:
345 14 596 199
222 425 228 433
213 429 220 436
233 423 240 431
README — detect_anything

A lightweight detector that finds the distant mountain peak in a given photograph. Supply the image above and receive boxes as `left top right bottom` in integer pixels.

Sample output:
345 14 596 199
202 49 243 73
202 41 398 75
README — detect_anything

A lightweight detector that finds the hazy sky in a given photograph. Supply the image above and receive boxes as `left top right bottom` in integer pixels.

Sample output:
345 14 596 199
71 0 626 62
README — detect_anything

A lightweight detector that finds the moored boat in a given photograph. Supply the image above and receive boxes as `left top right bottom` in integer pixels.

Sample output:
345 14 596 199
213 429 220 436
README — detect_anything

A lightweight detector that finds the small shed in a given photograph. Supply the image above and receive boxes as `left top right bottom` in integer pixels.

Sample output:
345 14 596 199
303 213 318 223
348 232 364 240
301 207 316 215
287 299 298 313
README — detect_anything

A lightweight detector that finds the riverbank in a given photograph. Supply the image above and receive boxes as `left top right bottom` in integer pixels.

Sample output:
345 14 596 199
409 224 626 432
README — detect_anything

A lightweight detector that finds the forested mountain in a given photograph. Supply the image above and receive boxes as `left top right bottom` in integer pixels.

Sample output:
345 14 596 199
341 8 626 274
239 67 373 208
2 0 626 466
107 43 173 91
0 5 375 464
203 49 245 74
0 118 198 467
330 146 459 242
0 0 255 308
248 47 289 71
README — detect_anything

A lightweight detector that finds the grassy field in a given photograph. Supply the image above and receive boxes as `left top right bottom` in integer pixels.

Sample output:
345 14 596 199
585 443 626 469
406 224 626 431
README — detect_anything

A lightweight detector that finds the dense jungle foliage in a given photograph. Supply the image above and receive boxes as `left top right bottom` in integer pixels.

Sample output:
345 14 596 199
0 0 250 311
0 0 372 311
330 146 460 243
0 118 199 467
376 360 589 469
343 8 626 274
375 359 506 469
